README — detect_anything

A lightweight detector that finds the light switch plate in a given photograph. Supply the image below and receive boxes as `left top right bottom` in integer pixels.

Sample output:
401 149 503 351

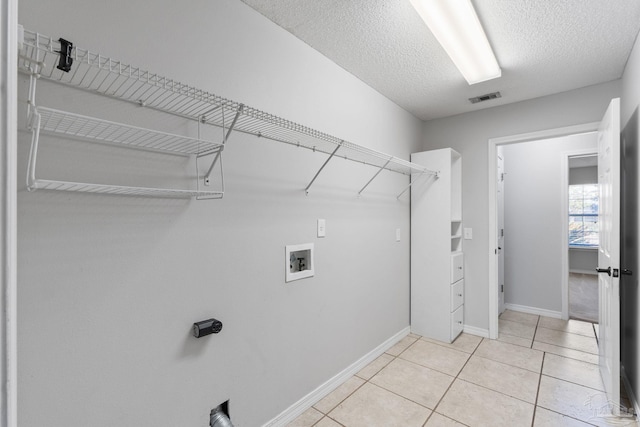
317 219 326 238
464 228 473 240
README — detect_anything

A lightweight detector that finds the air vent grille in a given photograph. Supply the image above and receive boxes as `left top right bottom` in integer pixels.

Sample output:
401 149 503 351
469 91 502 104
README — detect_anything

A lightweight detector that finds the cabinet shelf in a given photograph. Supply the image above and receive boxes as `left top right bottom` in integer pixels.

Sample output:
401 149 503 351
19 28 436 198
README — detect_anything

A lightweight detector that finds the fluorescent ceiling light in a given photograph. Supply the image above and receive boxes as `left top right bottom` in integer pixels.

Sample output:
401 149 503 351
410 0 501 85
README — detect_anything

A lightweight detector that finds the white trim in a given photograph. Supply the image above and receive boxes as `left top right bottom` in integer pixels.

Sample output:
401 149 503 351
488 141 499 339
1 3 18 427
488 122 600 339
463 324 489 338
561 148 597 320
489 122 600 146
621 366 640 419
504 303 562 319
262 327 410 427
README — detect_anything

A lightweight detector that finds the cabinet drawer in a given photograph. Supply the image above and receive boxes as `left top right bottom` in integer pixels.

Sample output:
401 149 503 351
451 252 464 283
451 305 464 340
451 279 464 312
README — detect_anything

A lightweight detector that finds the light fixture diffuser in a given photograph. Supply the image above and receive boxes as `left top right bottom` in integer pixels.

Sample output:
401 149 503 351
410 0 501 85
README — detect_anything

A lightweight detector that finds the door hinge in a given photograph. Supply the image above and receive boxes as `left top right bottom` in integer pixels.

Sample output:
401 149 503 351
501 228 504 237
501 284 504 292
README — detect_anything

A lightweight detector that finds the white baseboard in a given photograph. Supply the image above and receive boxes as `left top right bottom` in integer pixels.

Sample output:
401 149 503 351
463 325 489 338
262 326 410 427
621 365 640 419
504 303 562 319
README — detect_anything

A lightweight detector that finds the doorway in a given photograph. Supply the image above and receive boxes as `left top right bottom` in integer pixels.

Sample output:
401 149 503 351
488 122 601 339
567 154 599 322
489 98 624 414
492 133 597 324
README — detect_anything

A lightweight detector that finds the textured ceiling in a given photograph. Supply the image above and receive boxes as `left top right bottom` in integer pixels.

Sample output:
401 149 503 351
240 0 640 121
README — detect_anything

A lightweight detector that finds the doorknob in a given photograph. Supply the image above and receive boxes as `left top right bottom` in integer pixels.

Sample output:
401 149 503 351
596 267 612 276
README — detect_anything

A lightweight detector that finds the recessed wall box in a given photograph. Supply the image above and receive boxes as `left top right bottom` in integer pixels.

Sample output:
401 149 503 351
285 243 314 282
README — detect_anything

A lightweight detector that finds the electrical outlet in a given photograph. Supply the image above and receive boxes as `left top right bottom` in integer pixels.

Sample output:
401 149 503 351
317 219 326 238
464 228 473 240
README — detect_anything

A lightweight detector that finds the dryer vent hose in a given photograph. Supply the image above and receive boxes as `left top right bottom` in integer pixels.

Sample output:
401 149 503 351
210 407 234 427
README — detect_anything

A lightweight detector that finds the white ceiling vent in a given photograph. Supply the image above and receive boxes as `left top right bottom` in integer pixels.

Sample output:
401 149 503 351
469 91 502 104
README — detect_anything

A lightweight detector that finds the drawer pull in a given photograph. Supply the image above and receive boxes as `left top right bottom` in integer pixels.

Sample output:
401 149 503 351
457 293 463 297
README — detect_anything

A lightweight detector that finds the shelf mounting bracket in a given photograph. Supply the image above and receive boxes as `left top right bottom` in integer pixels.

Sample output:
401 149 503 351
305 140 343 195
203 104 243 186
26 109 42 191
396 170 439 200
358 158 392 196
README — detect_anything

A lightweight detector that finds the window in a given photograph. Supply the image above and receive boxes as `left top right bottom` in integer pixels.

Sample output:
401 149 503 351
569 184 599 247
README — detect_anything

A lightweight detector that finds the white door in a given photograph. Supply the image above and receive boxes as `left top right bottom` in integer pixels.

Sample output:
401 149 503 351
596 98 621 414
497 147 506 314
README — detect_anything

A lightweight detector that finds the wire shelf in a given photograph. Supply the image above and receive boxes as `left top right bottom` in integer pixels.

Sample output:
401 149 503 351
29 179 223 199
19 29 434 182
36 107 223 156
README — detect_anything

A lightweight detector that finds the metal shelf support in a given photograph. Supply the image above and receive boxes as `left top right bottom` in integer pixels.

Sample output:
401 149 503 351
203 105 243 186
396 171 439 200
358 158 392 196
305 141 343 195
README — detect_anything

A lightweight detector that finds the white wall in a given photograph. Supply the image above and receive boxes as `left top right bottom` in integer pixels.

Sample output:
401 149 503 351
421 80 620 332
502 133 597 313
621 29 640 413
569 249 598 274
16 1 423 426
569 165 597 185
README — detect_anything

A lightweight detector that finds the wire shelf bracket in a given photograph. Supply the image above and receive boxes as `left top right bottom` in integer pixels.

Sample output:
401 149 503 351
18 27 438 199
202 104 243 187
305 141 343 195
396 170 440 200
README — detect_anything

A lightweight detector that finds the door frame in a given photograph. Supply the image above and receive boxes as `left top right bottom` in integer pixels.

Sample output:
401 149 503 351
560 149 598 320
1 1 18 426
487 122 599 339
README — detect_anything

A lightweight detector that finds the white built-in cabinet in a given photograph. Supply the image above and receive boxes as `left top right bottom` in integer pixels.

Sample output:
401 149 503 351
410 148 463 343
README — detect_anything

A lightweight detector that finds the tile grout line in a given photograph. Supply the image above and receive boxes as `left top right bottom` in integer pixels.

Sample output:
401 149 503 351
502 312 606 427
539 372 606 393
310 337 418 427
375 338 437 427
532 314 541 349
384 337 445 425
426 336 484 424
531 328 545 427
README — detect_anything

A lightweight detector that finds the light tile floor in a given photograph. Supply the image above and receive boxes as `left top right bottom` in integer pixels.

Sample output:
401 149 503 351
288 310 639 427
